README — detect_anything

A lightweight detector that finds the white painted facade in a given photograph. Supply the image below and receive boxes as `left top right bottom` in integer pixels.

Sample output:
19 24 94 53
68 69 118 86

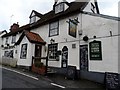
30 13 119 73
80 13 119 73
0 31 6 62
0 0 119 75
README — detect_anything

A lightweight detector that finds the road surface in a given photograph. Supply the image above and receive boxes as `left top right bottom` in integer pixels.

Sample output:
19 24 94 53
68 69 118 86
2 66 64 89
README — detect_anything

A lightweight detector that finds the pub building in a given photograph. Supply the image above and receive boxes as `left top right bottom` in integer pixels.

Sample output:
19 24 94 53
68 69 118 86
0 0 120 86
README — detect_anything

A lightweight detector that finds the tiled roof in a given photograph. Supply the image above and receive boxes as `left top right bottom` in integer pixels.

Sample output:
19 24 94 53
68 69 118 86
15 31 46 45
30 2 88 29
25 31 46 44
2 24 30 37
0 30 7 35
29 10 43 18
2 2 88 37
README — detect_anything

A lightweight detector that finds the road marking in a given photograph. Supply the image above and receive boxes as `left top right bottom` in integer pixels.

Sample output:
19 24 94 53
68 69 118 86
2 67 39 81
51 83 65 88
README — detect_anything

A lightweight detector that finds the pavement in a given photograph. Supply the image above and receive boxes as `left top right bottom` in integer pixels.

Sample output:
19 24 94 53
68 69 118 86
1 65 106 89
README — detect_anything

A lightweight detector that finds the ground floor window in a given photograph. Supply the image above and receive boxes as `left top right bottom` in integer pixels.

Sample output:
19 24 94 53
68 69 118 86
20 44 27 59
48 43 58 60
4 51 9 57
4 50 14 58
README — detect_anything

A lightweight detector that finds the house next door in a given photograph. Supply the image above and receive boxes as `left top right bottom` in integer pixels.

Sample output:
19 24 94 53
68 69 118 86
80 45 88 71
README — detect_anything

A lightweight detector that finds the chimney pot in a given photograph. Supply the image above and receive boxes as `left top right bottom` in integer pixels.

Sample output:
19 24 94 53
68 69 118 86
10 23 19 32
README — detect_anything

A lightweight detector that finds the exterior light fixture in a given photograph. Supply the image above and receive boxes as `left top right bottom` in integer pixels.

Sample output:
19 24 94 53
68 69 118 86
83 36 89 41
1 45 4 48
50 38 55 44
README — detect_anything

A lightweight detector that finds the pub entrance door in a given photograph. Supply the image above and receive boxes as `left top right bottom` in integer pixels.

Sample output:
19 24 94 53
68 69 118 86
80 45 88 71
32 44 42 68
35 45 42 57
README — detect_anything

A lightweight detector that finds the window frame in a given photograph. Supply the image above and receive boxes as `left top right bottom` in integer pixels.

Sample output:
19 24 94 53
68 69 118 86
49 21 59 37
11 35 16 44
48 43 58 61
55 3 64 14
5 37 8 45
91 3 95 13
20 43 28 59
30 16 36 24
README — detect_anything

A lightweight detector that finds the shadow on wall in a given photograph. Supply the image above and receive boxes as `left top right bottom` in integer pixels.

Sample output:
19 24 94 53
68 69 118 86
1 56 17 67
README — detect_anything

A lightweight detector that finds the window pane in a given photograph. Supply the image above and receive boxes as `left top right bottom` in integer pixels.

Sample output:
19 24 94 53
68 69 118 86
49 21 59 36
48 44 58 60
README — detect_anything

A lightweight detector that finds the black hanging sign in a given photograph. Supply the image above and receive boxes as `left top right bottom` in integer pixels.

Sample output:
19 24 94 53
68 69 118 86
61 46 68 68
105 72 120 90
89 40 102 60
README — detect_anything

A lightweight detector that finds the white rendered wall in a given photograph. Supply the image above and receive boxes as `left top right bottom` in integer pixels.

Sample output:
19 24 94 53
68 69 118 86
17 36 33 66
81 13 119 73
32 14 80 69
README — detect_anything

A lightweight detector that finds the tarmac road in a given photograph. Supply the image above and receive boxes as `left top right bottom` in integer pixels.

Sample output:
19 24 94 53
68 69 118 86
2 67 61 89
1 66 105 90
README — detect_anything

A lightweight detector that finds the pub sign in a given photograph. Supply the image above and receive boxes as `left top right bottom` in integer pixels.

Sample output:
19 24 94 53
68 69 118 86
89 40 102 60
69 19 77 38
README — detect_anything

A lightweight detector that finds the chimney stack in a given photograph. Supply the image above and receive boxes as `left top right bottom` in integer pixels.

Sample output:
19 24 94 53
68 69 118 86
10 22 19 32
54 0 58 2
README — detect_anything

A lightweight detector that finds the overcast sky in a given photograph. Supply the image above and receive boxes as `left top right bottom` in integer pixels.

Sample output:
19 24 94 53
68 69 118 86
0 0 119 32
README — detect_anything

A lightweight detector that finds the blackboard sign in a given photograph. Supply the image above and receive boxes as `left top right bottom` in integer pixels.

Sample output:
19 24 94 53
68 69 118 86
105 72 120 90
61 46 68 68
66 66 77 80
89 40 102 60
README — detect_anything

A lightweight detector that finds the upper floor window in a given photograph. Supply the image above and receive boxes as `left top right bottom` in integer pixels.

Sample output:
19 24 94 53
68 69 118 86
55 3 64 14
5 37 8 45
49 21 59 37
30 16 36 24
12 35 16 43
4 50 14 58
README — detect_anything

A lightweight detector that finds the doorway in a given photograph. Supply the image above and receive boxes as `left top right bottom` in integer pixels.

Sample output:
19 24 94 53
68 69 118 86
35 45 42 57
61 46 68 68
80 45 88 71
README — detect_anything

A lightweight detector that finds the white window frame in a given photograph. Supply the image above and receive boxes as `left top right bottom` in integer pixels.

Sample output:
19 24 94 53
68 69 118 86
11 35 16 43
55 3 64 14
49 21 59 37
5 37 8 45
30 16 36 24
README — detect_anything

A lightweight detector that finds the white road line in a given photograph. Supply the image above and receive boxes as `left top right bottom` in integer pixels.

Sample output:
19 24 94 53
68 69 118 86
51 83 65 88
2 67 39 81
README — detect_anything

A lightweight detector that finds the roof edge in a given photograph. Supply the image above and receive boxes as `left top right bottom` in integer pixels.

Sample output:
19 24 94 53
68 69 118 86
82 11 120 21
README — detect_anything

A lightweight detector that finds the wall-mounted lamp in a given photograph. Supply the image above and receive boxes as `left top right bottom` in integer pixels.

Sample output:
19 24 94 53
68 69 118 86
7 44 9 47
83 36 89 42
93 36 96 38
50 38 55 44
1 45 4 48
